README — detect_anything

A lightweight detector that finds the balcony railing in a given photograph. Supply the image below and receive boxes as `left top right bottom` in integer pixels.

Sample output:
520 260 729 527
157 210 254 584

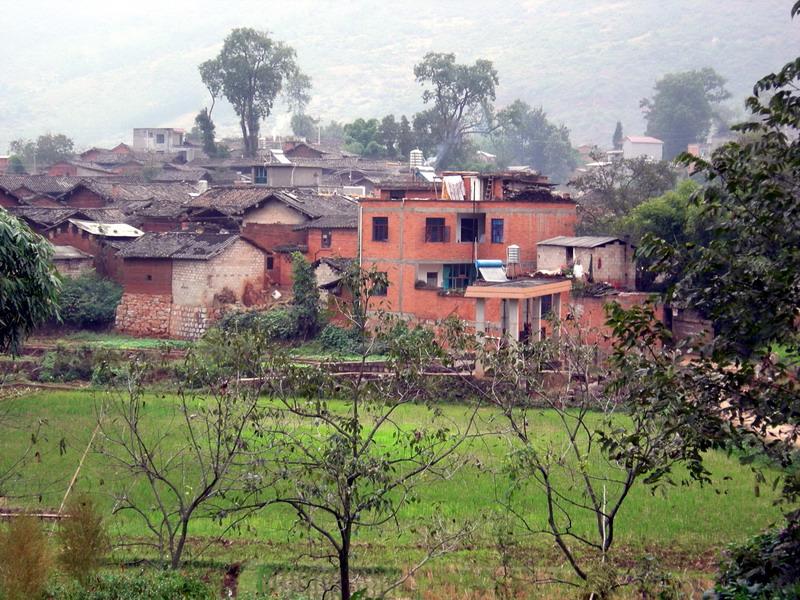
424 225 450 243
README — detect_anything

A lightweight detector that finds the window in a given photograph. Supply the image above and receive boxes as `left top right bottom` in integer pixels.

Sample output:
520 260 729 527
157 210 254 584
267 256 274 270
321 229 332 248
373 272 388 296
425 218 448 242
566 247 574 263
491 219 504 243
254 166 268 185
460 217 478 243
156 133 165 144
426 271 438 287
541 294 553 318
443 264 476 290
389 190 405 200
146 274 152 281
372 217 388 242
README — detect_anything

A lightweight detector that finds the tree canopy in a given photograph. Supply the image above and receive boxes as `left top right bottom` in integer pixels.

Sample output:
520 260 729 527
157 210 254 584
414 52 498 168
8 133 75 171
199 28 309 157
0 211 61 354
492 100 578 183
641 68 730 160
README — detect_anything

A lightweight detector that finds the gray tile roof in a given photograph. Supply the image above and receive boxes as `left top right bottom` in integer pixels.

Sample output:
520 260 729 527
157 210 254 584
537 236 624 248
118 231 242 260
189 187 358 221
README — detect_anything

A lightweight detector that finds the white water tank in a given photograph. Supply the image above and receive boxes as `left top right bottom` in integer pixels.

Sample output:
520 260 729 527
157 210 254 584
410 148 424 169
506 244 520 264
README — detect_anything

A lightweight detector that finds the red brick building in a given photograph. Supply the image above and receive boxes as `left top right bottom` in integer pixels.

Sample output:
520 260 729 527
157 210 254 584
359 170 577 330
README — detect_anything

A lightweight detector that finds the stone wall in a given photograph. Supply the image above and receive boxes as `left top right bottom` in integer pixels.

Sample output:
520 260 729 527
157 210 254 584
115 293 173 337
168 305 211 339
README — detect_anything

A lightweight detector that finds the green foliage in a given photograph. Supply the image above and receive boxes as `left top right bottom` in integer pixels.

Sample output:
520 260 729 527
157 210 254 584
8 133 75 170
641 68 731 160
57 493 110 585
343 118 387 158
58 272 122 329
7 155 26 174
570 156 677 234
39 344 94 382
318 324 361 354
45 570 214 599
493 99 578 183
290 113 318 140
0 514 52 600
708 511 800 599
414 52 498 168
290 252 320 340
194 108 217 157
199 28 307 157
612 120 623 150
217 307 298 341
0 211 61 354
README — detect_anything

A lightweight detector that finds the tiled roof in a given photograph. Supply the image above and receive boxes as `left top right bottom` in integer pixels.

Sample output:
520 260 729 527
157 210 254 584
6 207 77 227
51 245 92 260
537 236 625 248
118 231 241 260
189 187 358 220
0 175 85 195
294 213 357 230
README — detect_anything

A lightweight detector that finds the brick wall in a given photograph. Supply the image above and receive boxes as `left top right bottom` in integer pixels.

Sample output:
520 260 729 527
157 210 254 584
538 241 636 289
241 222 307 252
53 257 93 278
120 258 173 295
566 293 666 350
45 224 129 281
61 187 107 208
115 293 173 337
306 227 358 260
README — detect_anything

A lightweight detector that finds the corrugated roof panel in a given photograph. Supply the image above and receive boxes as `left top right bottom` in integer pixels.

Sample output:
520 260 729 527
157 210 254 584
537 236 621 248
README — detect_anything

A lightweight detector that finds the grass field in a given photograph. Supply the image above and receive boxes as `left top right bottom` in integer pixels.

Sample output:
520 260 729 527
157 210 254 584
0 389 788 597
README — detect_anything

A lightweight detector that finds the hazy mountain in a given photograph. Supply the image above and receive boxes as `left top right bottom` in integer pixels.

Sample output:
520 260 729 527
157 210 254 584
1 0 797 153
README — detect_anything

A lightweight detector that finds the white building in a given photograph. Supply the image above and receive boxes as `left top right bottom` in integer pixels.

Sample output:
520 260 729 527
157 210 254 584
622 136 664 161
133 128 186 153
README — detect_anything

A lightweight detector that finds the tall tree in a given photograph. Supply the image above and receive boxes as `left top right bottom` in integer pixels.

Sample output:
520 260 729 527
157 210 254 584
0 211 61 354
199 28 308 157
9 133 74 171
378 114 400 158
640 68 730 160
343 118 386 158
569 157 676 234
413 52 498 168
194 108 218 157
291 113 319 141
612 120 624 150
397 114 414 159
493 100 578 183
290 252 321 340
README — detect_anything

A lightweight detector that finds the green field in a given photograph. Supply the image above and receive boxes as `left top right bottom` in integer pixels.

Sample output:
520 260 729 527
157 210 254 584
0 389 787 597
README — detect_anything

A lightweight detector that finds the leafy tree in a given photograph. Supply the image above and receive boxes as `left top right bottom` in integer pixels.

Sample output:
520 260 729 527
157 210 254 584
290 252 320 340
291 113 319 140
9 133 75 171
414 52 498 168
379 114 400 158
0 211 60 354
640 68 730 160
199 28 308 157
397 114 414 159
570 157 676 234
320 120 345 147
58 272 122 329
283 71 312 114
194 108 218 157
343 118 386 158
493 100 578 183
612 120 624 150
7 156 25 174
262 268 477 600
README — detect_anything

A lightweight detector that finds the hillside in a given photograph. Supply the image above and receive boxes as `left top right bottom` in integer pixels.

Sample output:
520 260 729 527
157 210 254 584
0 0 797 151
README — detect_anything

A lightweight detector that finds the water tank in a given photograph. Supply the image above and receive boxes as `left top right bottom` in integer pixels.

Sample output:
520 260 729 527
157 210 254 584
506 244 520 264
409 148 424 169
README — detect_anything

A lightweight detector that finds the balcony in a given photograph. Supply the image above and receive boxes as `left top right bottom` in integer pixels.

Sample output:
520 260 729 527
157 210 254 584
424 225 450 243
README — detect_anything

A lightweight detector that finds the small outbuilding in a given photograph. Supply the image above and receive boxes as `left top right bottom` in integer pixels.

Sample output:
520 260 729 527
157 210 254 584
537 236 636 290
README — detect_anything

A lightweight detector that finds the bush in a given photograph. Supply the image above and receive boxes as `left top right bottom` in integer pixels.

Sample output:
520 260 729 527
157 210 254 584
57 493 109 585
217 308 297 341
59 273 123 329
318 325 362 354
0 514 52 600
707 510 800 599
39 344 94 382
45 570 214 599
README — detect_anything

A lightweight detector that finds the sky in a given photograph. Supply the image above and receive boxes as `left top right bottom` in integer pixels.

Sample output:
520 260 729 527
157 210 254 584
0 0 797 153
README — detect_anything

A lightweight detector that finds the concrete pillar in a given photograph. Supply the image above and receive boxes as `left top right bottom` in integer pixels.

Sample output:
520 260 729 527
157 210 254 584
475 298 486 333
507 298 520 342
531 297 542 341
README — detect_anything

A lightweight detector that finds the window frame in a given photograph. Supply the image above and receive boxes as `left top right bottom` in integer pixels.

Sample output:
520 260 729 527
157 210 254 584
372 216 389 242
321 229 332 248
491 218 504 244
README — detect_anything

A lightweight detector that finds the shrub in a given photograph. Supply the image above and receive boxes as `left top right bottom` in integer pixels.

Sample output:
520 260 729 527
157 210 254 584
707 510 800 599
59 273 123 329
318 324 361 354
45 570 214 599
0 514 52 600
39 344 94 382
217 308 297 341
56 493 109 585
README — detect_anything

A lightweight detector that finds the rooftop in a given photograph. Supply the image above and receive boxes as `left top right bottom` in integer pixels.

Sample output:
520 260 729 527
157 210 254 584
68 218 144 238
189 187 358 220
51 245 92 260
624 136 664 144
118 231 242 260
537 235 626 248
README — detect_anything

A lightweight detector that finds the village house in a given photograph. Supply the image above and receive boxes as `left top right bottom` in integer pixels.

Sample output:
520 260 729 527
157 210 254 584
359 169 577 335
194 152 323 187
187 186 358 287
47 160 118 177
50 244 94 277
621 135 664 161
536 236 637 289
114 232 267 339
